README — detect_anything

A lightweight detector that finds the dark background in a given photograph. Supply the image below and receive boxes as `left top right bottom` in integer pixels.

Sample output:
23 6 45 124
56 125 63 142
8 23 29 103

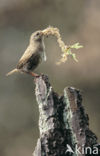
0 0 100 155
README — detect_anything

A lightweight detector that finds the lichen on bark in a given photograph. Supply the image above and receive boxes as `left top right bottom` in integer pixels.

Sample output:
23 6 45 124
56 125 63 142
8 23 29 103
33 75 99 156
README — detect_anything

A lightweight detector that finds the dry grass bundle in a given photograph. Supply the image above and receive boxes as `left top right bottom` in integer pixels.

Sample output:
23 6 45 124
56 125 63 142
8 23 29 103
42 26 83 64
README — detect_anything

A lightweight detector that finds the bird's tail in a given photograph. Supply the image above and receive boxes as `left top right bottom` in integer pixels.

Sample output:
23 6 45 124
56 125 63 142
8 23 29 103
6 68 19 76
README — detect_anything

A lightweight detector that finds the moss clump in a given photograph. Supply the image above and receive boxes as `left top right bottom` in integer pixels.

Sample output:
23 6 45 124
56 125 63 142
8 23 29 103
42 26 83 64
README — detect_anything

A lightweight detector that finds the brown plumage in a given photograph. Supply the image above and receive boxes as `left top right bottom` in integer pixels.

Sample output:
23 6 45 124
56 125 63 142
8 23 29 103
6 30 46 77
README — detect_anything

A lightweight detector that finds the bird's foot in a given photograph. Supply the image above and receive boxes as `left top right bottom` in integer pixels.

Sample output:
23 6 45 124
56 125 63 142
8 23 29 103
40 73 44 76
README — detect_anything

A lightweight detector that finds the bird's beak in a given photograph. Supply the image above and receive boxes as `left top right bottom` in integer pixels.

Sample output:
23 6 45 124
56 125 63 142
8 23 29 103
42 29 48 37
40 31 43 36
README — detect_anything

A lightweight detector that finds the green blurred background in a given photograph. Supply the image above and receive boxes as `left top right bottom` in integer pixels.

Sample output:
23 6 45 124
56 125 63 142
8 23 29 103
0 0 100 155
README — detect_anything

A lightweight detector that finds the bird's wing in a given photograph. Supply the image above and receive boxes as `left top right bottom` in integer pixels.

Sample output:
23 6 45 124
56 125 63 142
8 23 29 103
17 46 34 69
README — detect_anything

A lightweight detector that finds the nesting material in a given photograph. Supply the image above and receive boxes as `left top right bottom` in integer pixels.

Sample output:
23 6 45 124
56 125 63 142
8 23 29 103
42 26 83 64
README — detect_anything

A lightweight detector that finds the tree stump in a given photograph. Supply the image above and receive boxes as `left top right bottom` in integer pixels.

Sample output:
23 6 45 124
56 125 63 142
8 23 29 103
33 75 100 156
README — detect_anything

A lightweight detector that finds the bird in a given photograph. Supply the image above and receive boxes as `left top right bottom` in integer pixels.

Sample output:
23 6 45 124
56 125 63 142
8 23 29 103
6 30 46 77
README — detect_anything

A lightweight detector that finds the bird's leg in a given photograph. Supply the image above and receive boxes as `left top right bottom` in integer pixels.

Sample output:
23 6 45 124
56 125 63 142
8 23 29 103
29 72 39 77
21 69 39 77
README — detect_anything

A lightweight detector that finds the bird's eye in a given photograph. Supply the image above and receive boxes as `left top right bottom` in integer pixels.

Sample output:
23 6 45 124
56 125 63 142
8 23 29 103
36 32 40 36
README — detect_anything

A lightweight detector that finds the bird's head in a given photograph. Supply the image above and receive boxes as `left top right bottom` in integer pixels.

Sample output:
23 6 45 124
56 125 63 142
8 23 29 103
30 30 44 43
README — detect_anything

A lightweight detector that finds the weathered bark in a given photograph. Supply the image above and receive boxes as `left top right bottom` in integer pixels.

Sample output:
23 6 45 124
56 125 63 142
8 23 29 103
33 75 100 156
